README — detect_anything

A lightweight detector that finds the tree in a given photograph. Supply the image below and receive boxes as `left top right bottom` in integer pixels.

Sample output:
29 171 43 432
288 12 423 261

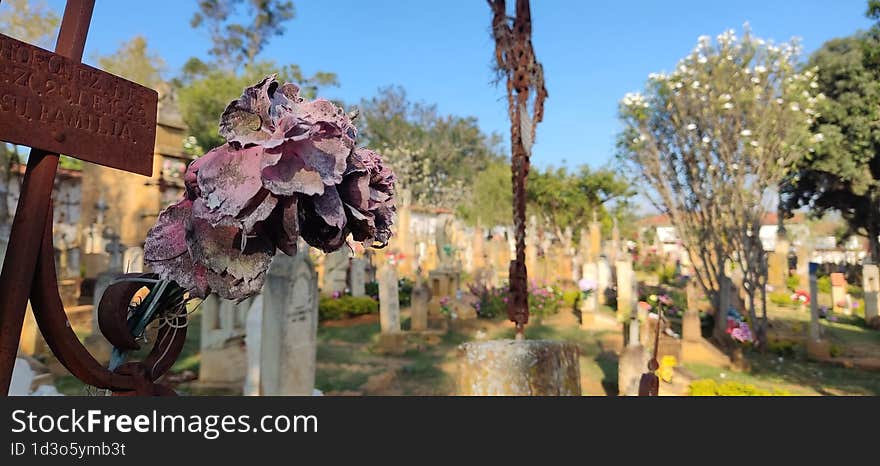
176 60 337 150
191 0 295 70
782 25 880 260
95 36 166 89
619 28 820 347
0 0 60 48
527 165 633 245
359 86 505 211
457 159 512 227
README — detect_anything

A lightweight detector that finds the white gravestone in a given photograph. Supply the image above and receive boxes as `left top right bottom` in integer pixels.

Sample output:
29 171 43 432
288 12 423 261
259 252 319 395
378 264 401 333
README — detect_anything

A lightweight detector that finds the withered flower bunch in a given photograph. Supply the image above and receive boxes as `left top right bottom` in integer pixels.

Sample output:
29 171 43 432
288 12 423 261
145 75 396 300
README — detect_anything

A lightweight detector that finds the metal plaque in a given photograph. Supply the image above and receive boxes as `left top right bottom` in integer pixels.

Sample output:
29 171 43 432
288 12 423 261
0 33 157 176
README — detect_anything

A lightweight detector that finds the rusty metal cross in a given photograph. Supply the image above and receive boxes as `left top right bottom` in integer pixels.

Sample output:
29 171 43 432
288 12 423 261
0 0 163 395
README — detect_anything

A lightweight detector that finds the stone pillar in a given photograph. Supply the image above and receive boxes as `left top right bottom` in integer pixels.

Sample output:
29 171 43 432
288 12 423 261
589 219 601 262
410 279 430 332
243 295 262 396
597 258 611 305
796 246 811 288
122 246 144 273
457 340 581 396
618 317 648 396
768 238 790 289
615 260 634 320
806 262 830 359
259 253 318 395
830 272 848 315
864 263 880 323
198 295 250 388
350 257 367 297
580 262 599 329
322 248 349 295
378 263 401 334
681 279 702 362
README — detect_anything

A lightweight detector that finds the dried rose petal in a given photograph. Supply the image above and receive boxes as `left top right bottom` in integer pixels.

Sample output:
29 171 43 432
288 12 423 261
196 145 266 226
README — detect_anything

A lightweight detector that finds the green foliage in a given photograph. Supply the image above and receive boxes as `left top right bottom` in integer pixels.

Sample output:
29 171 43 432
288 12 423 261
0 0 59 49
190 0 296 68
829 344 843 358
528 284 565 318
360 86 504 211
318 296 378 321
786 275 802 292
657 264 677 286
688 379 792 396
94 36 166 89
769 290 796 308
782 29 880 258
527 165 634 239
767 340 799 358
457 159 512 226
848 284 864 298
817 276 832 294
176 60 337 150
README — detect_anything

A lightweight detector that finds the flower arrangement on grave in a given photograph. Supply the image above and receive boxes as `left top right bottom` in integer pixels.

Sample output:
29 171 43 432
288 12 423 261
577 277 596 302
105 75 396 368
790 290 810 308
724 308 753 343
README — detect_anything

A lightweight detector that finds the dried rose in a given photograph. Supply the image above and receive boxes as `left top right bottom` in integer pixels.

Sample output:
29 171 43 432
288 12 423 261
145 75 396 301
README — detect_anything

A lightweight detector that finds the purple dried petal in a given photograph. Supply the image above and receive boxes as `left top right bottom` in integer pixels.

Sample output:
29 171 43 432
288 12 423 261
219 75 277 147
267 196 299 256
299 187 347 252
196 144 266 225
261 147 325 196
187 217 275 301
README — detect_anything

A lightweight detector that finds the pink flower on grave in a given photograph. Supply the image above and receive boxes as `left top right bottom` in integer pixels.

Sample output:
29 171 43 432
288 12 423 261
730 322 752 343
145 75 396 301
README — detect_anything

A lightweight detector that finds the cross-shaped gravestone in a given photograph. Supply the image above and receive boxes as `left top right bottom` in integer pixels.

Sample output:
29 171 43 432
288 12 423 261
0 0 158 394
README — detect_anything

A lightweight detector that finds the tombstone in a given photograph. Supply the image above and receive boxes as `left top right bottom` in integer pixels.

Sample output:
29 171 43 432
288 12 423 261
197 295 251 388
618 316 648 396
597 258 611 305
580 262 599 329
681 279 703 362
806 262 830 359
322 248 349 295
609 218 621 263
863 264 879 322
714 276 733 341
243 294 262 396
378 263 401 334
259 252 319 395
830 272 848 315
9 358 35 396
83 234 128 363
472 226 486 272
410 279 431 332
122 247 144 273
796 245 811 288
767 238 790 289
615 260 635 321
589 213 602 262
350 257 367 297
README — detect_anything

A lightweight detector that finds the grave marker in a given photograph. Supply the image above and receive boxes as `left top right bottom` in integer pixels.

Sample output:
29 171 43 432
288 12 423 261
0 0 159 394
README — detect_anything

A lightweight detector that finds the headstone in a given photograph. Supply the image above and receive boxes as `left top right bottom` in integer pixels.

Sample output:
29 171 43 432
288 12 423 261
122 247 144 273
796 246 811 288
350 257 367 297
681 280 702 362
714 276 733 341
378 263 401 334
580 262 599 328
589 215 602 262
457 340 581 395
830 272 848 315
609 217 620 263
322 248 349 295
618 317 648 396
768 238 790 289
410 279 430 332
9 358 35 396
243 294 262 396
197 295 251 387
259 253 319 395
806 262 830 359
863 264 879 322
615 260 634 320
597 258 611 305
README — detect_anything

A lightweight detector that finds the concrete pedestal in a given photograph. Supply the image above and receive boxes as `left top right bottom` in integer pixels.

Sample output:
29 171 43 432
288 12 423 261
456 340 581 396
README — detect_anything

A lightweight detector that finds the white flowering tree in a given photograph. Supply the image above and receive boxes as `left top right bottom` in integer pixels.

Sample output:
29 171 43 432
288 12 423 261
618 27 821 346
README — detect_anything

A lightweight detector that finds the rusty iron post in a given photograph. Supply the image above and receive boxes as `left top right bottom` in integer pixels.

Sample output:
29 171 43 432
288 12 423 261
488 0 547 339
0 0 96 394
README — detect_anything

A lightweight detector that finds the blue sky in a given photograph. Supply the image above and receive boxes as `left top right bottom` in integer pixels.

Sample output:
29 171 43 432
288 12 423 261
24 1 877 168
